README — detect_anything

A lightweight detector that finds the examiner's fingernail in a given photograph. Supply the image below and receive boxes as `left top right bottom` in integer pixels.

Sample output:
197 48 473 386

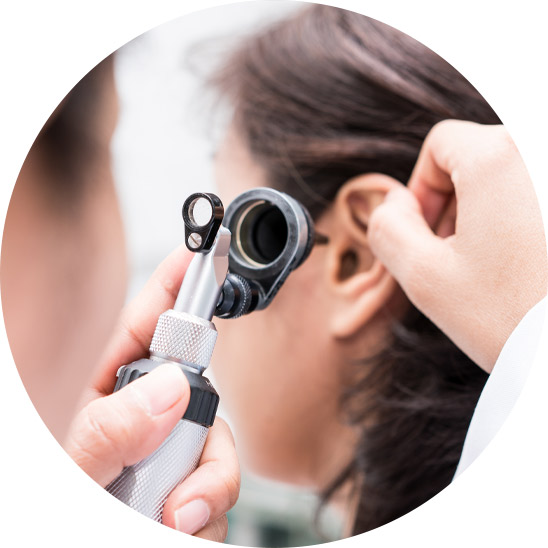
174 499 210 535
133 364 186 416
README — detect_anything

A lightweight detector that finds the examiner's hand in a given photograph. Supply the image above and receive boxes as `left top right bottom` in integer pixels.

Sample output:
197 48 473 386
64 245 239 541
368 120 547 373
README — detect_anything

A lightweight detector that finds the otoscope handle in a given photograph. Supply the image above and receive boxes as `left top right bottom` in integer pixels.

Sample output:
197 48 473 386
105 309 219 522
105 405 209 522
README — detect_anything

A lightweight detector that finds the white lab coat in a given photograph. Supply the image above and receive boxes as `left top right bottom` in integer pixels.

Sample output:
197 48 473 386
454 297 547 477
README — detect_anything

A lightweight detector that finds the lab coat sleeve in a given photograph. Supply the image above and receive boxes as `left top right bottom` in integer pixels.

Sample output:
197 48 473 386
454 296 547 478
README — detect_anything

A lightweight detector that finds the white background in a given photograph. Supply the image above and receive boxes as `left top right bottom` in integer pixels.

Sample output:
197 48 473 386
1 1 547 547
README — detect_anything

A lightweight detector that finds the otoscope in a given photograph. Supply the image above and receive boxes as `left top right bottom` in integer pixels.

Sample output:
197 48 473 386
106 188 322 522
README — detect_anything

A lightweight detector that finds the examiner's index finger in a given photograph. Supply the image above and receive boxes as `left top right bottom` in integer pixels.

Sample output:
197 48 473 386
92 244 193 396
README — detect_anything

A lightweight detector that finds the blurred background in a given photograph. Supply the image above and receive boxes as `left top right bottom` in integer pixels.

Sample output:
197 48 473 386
112 2 341 545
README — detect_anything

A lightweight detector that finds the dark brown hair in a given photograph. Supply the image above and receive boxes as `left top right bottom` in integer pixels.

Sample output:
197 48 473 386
212 5 495 535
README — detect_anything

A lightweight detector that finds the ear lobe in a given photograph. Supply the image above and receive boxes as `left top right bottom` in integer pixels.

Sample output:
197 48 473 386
330 265 397 339
327 173 402 339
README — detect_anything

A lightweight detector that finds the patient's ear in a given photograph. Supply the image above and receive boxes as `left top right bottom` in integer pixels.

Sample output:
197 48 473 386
326 173 402 338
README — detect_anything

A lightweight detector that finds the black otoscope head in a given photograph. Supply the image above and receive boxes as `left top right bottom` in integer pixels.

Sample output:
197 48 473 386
215 188 326 319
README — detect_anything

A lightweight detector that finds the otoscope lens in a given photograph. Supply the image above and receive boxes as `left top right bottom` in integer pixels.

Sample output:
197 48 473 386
236 202 289 266
252 207 288 263
188 196 213 227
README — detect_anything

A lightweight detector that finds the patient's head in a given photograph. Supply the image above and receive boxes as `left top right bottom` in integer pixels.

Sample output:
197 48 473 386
210 5 497 533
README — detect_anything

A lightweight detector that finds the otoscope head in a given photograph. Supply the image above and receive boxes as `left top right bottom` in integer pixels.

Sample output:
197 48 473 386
216 188 320 317
179 189 323 320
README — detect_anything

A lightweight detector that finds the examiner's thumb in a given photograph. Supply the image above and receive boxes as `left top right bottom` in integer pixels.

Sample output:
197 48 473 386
368 186 444 285
65 363 190 487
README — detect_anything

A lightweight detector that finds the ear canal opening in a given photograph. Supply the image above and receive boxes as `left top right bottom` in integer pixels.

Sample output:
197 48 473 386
338 250 359 281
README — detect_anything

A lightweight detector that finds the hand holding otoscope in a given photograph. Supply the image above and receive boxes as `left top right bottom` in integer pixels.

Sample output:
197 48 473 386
65 188 322 538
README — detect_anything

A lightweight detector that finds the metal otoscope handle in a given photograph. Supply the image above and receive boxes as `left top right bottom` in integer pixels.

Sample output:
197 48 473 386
105 189 323 521
105 193 228 522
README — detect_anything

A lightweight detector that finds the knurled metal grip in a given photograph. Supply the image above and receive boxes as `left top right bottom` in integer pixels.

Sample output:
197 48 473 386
149 310 217 372
106 418 209 521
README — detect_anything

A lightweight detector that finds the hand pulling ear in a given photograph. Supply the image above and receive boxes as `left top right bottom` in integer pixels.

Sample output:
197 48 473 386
327 174 402 338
